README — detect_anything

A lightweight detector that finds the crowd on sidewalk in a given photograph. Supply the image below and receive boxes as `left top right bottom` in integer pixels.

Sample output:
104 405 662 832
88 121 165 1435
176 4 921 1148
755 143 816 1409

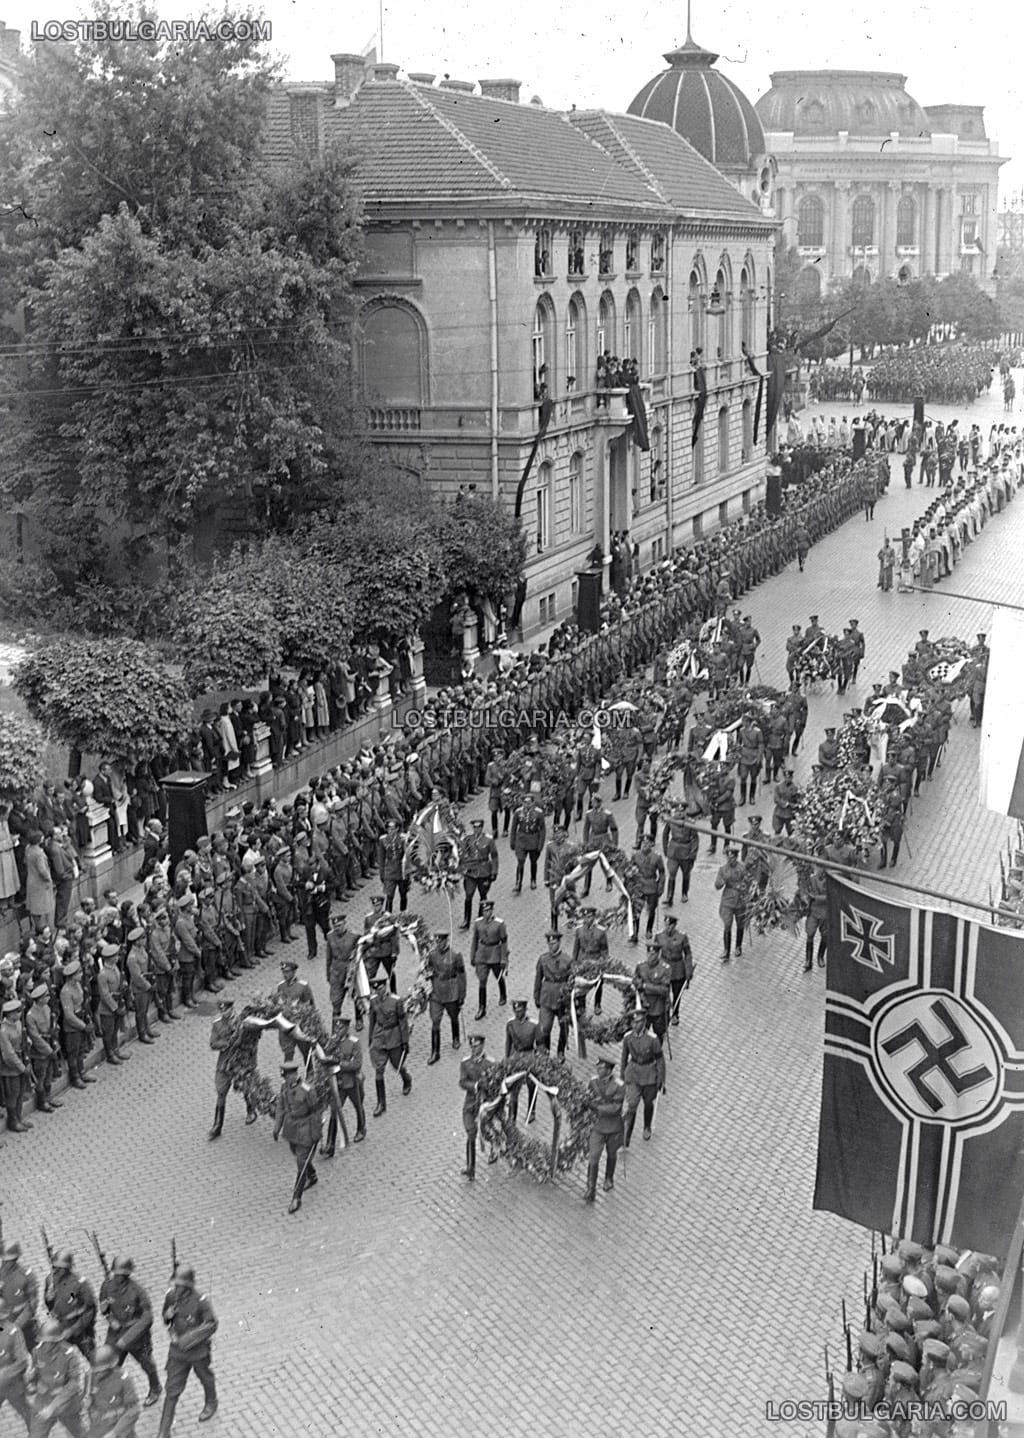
807 342 1008 406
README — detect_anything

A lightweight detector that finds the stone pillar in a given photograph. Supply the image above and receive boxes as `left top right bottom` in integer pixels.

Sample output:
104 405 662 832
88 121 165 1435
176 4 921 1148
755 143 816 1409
461 617 480 673
372 688 393 721
83 801 113 881
922 186 935 275
883 182 900 277
409 636 427 702
936 189 951 276
251 721 273 778
833 183 850 280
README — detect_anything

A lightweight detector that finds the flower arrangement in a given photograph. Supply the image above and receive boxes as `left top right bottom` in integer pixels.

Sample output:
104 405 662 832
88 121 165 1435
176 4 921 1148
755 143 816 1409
225 996 334 1118
745 844 806 935
404 802 466 896
795 769 881 862
567 955 638 1048
477 1052 595 1181
645 754 686 816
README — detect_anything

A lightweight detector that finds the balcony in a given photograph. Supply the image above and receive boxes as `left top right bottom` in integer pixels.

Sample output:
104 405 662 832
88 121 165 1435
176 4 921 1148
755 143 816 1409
848 244 879 258
896 245 920 257
797 245 826 258
367 406 422 433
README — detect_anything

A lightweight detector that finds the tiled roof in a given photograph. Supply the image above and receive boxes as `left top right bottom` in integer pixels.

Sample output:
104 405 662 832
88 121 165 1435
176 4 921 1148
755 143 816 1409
628 39 766 169
569 110 766 222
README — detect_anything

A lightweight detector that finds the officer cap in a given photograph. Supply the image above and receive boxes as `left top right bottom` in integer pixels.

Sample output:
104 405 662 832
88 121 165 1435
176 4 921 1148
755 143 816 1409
480 900 494 910
880 1254 903 1278
39 1317 64 1340
889 1361 918 1385
127 926 146 942
922 1338 950 1363
919 629 929 638
198 890 215 902
470 817 484 827
64 957 82 978
885 1333 910 1359
294 833 309 846
899 1239 924 1262
216 998 235 1011
29 983 48 1001
664 915 678 926
99 942 121 958
809 614 819 622
886 1309 911 1332
53 1249 74 1270
857 1330 880 1358
371 894 386 905
111 1255 134 1275
933 1244 959 1267
545 929 561 939
280 1059 299 1073
841 1372 869 1399
468 1033 485 1046
280 959 298 972
902 1274 929 1299
330 913 347 926
1 1240 22 1259
512 999 528 1009
93 1344 120 1370
334 1015 351 1027
172 1266 195 1287
945 1295 971 1320
825 726 836 735
645 941 659 952
914 1319 940 1341
433 930 449 940
595 1056 615 1071
1 998 21 1015
933 1264 960 1291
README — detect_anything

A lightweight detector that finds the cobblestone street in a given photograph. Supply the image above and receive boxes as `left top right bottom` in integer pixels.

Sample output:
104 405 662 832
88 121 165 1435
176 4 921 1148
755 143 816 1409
3 378 1021 1438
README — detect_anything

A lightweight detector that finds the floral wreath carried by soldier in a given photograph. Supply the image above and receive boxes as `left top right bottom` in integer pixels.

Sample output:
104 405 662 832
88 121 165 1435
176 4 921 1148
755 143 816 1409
566 955 638 1051
477 1052 594 1181
402 799 466 894
553 846 643 936
223 997 337 1117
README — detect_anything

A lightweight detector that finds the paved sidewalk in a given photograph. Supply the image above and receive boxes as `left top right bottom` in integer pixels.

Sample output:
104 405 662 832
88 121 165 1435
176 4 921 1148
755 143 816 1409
2 376 1020 1438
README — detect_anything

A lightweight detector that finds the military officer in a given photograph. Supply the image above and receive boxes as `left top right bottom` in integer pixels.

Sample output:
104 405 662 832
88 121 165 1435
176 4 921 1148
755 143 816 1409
707 766 736 854
376 820 409 914
662 805 700 905
503 1000 538 1124
426 931 466 1063
96 946 129 1065
714 846 747 962
740 815 770 895
272 1057 324 1214
801 863 829 972
543 827 576 929
323 1015 366 1153
613 723 643 801
786 682 809 755
879 776 905 869
43 1251 96 1361
581 797 617 896
27 1317 85 1438
0 1301 30 1430
0 1241 38 1352
620 1007 665 1145
583 1056 625 1202
207 998 256 1140
325 914 358 1026
633 943 672 1040
632 835 665 942
459 818 499 928
468 900 508 1019
572 907 609 1012
458 1033 490 1181
156 1266 217 1435
736 714 765 806
484 747 508 838
87 1343 140 1437
772 766 800 836
533 931 571 1056
509 796 546 895
654 916 693 1023
362 896 399 995
25 983 62 1113
367 978 412 1115
273 960 315 1062
818 726 841 770
58 959 95 1091
97 1256 160 1408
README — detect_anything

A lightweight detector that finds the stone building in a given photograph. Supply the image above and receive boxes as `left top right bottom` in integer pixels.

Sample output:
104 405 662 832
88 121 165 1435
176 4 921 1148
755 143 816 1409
265 52 775 637
755 70 1006 300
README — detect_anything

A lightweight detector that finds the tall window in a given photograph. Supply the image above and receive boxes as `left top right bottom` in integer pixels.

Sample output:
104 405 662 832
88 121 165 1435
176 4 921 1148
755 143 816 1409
360 302 426 407
568 228 585 276
718 405 730 474
713 266 730 359
597 291 616 362
599 227 615 276
651 234 666 273
535 462 552 553
565 295 586 391
568 452 583 533
740 266 754 351
625 233 640 272
649 288 667 375
797 194 824 247
742 398 753 461
624 289 643 369
689 268 705 355
851 195 876 247
532 298 554 399
534 227 553 278
961 191 979 216
897 196 916 247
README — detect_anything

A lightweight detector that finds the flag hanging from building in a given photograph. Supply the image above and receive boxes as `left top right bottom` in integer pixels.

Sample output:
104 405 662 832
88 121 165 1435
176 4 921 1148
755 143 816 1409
691 363 707 448
815 875 1024 1256
980 609 1024 817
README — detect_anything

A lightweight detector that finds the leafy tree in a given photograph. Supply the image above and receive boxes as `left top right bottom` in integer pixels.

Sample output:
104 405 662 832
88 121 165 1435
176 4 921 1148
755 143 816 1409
0 714 47 802
178 570 283 698
13 638 192 766
435 495 527 605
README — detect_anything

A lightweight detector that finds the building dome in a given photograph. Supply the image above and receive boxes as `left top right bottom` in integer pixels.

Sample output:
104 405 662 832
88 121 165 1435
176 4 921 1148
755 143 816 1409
628 31 766 171
755 71 932 137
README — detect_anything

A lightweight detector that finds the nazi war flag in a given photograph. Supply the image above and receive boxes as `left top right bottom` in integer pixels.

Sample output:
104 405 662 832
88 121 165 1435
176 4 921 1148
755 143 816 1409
814 876 1024 1256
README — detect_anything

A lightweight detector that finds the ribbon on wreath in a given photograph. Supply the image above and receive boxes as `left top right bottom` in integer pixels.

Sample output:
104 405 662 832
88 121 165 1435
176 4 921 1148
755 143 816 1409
478 1071 563 1178
569 971 637 1059
555 851 639 940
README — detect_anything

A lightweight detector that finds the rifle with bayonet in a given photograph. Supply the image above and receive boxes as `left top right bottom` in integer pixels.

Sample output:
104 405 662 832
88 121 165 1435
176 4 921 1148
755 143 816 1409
90 1230 110 1281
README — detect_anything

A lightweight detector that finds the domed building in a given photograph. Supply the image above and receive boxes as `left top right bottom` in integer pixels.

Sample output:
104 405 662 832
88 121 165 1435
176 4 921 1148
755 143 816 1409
755 69 1006 297
628 26 776 216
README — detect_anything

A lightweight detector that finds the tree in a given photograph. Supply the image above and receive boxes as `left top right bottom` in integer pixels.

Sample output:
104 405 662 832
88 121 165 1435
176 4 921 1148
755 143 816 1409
324 512 447 644
0 714 47 802
178 571 283 698
13 639 192 766
435 495 527 606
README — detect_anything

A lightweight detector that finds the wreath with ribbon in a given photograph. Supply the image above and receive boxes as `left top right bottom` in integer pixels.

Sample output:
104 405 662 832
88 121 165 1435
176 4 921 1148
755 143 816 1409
566 956 639 1053
477 1052 594 1181
351 913 434 1025
553 847 642 937
223 996 338 1118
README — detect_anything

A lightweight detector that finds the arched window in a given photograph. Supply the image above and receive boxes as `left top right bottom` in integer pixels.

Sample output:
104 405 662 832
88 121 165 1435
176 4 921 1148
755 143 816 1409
718 405 730 474
851 195 875 247
568 451 583 533
689 267 705 356
742 399 754 461
360 301 426 409
801 99 826 131
532 297 555 399
857 100 876 129
650 235 666 274
713 265 730 359
740 265 754 351
897 196 916 248
597 291 616 363
797 194 825 248
565 294 586 391
795 266 822 303
624 289 643 370
534 226 553 278
535 460 553 553
649 288 667 375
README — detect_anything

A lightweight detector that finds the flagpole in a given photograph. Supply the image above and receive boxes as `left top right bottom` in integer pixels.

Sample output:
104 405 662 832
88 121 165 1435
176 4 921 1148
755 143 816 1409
908 586 1024 614
686 823 1004 921
973 1181 1024 1437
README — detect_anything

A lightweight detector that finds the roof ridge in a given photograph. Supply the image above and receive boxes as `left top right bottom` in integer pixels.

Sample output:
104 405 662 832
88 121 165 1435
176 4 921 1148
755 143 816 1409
401 79 511 191
589 111 668 204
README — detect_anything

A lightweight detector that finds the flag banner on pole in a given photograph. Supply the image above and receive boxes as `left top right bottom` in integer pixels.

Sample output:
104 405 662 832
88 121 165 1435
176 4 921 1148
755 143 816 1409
980 609 1024 818
815 875 1024 1255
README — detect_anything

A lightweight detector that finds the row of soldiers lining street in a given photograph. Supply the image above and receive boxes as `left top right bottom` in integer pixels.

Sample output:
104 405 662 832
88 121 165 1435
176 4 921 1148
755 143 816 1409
0 1236 217 1437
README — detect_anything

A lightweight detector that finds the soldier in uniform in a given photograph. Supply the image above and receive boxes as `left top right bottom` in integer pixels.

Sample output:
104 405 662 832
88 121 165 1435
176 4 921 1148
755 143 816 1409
376 820 409 915
509 797 546 895
425 931 466 1063
0 1240 39 1353
273 1057 324 1214
613 724 643 801
654 915 693 1023
533 931 571 1056
87 1343 140 1437
740 815 770 896
43 1252 96 1363
736 714 765 806
0 1300 31 1430
170 896 201 1011
581 797 617 896
543 827 575 930
633 942 672 1040
714 846 747 962
124 929 159 1045
362 896 399 996
96 946 130 1065
97 1256 160 1408
274 960 315 1063
323 1015 366 1153
58 959 95 1091
572 908 609 1012
801 862 829 971
458 1033 489 1181
662 805 699 906
207 998 256 1140
786 682 809 756
633 836 665 942
483 747 508 839
156 1266 217 1434
325 914 358 1026
503 1000 538 1124
707 765 736 855
772 766 800 837
194 897 224 997
620 1007 665 1145
583 1056 625 1202
367 978 412 1115
468 900 508 1019
818 726 841 771
27 1317 85 1438
25 983 63 1113
459 818 499 928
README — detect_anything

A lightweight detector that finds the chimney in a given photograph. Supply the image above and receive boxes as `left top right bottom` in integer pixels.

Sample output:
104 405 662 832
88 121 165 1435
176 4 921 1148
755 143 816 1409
331 52 368 107
288 89 322 154
0 25 20 59
439 79 475 94
371 62 400 82
478 78 521 104
407 72 436 85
